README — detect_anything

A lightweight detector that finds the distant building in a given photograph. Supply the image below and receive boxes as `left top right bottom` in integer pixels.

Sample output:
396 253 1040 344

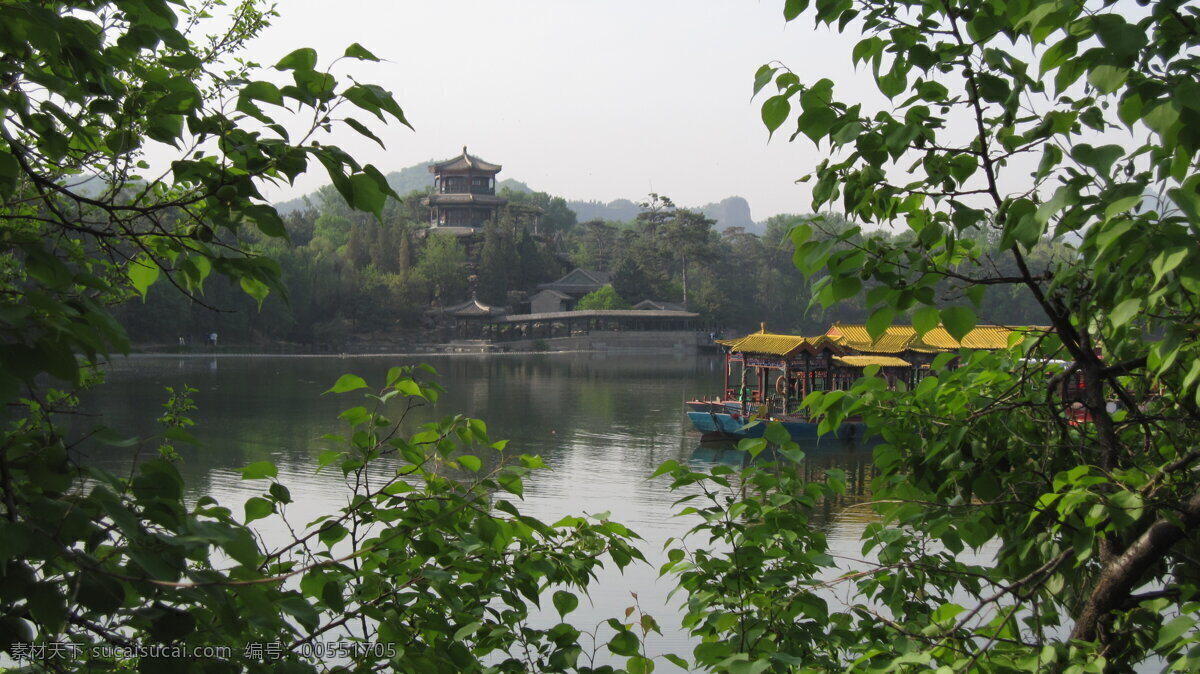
633 299 686 312
536 269 612 300
529 289 574 314
424 147 507 232
440 295 507 340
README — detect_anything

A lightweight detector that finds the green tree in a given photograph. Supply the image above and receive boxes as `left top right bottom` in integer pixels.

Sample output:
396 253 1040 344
413 232 468 306
477 212 517 305
570 219 622 271
660 209 718 310
574 285 631 311
658 0 1200 671
501 187 578 234
0 2 641 671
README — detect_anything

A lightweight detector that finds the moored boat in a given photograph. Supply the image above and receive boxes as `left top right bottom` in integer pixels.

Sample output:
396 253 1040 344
688 322 1030 441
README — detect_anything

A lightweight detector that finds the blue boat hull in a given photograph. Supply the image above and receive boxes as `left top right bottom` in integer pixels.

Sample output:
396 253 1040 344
686 411 721 433
687 410 862 441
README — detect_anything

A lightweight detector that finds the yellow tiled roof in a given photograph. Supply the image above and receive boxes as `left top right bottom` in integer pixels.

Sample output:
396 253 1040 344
833 355 913 368
915 325 1025 350
827 323 1033 353
961 325 1026 349
825 324 916 353
728 331 812 356
726 323 1039 358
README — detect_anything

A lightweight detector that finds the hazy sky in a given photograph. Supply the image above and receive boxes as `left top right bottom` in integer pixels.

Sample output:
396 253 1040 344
239 1 871 220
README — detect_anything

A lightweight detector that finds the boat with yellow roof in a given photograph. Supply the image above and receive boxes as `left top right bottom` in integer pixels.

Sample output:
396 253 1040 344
686 322 1029 440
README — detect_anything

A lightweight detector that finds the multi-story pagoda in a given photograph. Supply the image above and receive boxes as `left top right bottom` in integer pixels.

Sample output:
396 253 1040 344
424 147 507 231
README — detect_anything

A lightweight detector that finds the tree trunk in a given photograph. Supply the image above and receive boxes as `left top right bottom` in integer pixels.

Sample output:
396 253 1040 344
1071 490 1200 643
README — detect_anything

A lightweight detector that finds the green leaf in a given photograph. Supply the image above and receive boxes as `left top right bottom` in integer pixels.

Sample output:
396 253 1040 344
1109 298 1141 328
783 0 808 20
269 482 291 503
1144 101 1181 137
343 42 380 61
318 523 348 548
753 65 776 97
1151 247 1189 285
458 454 481 471
829 275 862 301
628 655 655 674
27 583 67 633
342 84 412 128
498 471 523 497
453 621 481 642
244 496 273 522
1109 490 1143 524
852 37 884 67
1155 615 1196 650
245 204 287 238
552 590 579 618
276 47 317 72
239 275 270 309
241 80 283 106
797 106 837 144
739 437 768 458
608 630 640 657
343 117 385 148
876 58 908 98
0 150 19 201
128 258 160 301
326 374 369 394
1071 144 1125 177
764 421 791 446
762 95 791 137
1087 65 1129 94
663 654 690 670
240 461 278 480
866 306 895 342
349 171 387 220
940 306 976 343
912 306 939 336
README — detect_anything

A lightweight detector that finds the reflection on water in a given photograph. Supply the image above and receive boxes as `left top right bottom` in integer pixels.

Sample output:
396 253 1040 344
76 352 887 667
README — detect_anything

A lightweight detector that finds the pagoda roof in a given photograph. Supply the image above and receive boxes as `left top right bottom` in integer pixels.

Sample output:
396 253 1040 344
442 296 506 318
425 193 508 206
633 299 686 312
537 269 613 296
429 147 502 174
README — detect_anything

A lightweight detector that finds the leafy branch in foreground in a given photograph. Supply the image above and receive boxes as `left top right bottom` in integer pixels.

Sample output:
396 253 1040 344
0 1 641 672
655 0 1200 671
4 364 644 671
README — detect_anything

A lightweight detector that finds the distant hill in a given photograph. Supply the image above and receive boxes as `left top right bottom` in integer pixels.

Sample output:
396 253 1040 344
565 198 642 223
273 160 758 233
566 195 759 233
698 196 757 233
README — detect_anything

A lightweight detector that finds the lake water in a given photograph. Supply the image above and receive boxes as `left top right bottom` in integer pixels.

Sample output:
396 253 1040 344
77 352 881 668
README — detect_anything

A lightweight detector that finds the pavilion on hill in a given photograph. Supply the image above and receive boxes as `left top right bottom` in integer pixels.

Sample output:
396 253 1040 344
423 147 508 232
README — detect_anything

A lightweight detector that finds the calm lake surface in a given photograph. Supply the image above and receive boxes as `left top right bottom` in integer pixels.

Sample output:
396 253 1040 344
77 352 881 667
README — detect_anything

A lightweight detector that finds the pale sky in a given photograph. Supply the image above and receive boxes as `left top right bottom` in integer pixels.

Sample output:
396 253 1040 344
239 1 872 220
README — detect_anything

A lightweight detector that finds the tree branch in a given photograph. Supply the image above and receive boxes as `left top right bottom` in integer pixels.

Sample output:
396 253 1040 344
1070 490 1200 642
